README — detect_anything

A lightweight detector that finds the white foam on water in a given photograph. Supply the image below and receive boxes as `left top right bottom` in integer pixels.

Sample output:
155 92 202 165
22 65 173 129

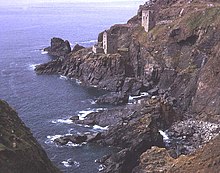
75 79 82 85
45 135 62 145
91 85 98 88
59 75 68 80
78 110 94 120
76 39 97 44
29 64 40 70
62 159 80 168
77 124 90 128
93 125 108 131
51 119 73 124
90 100 96 105
129 92 149 101
41 50 48 55
77 108 107 120
62 160 72 168
159 130 169 141
66 142 81 147
98 164 106 172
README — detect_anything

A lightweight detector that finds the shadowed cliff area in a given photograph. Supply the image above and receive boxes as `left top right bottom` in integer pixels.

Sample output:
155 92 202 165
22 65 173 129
0 100 61 173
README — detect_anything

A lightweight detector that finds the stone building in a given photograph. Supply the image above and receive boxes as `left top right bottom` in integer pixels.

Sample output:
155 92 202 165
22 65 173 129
92 25 129 55
142 9 156 32
103 31 118 54
92 43 104 54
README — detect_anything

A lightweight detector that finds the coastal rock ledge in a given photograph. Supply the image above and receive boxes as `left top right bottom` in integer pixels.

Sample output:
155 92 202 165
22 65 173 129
0 100 61 173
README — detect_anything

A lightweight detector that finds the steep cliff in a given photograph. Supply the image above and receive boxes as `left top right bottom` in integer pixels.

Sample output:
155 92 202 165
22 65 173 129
34 0 220 172
35 1 220 120
0 100 61 173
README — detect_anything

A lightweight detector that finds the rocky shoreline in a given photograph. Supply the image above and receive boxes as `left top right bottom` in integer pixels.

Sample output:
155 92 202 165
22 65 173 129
35 0 220 172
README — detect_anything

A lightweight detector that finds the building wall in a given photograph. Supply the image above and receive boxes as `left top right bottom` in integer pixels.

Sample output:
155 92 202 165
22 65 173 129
103 32 108 54
103 31 118 54
142 10 155 32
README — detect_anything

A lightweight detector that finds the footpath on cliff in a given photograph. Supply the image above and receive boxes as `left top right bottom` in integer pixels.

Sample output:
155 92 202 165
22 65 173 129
35 0 220 172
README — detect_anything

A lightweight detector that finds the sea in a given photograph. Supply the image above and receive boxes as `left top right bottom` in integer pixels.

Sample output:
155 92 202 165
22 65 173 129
0 1 144 172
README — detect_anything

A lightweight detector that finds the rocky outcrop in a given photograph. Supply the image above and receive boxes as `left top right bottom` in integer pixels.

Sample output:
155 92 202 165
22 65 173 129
44 37 71 57
96 92 129 105
134 135 220 173
0 100 61 173
97 97 178 173
72 44 85 53
54 132 102 145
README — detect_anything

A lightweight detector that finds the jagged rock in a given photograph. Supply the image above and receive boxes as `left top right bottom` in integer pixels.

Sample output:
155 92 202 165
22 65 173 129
0 100 61 173
75 119 96 126
54 134 87 145
54 137 69 145
54 132 103 145
133 135 220 173
72 44 85 53
132 146 174 173
96 92 129 105
97 97 179 172
122 78 150 96
44 37 71 57
70 116 79 121
86 132 102 142
148 88 159 96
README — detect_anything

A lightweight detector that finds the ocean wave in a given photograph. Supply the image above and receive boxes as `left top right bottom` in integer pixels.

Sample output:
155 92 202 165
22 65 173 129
98 164 106 172
93 125 108 131
76 39 97 44
45 135 62 145
90 99 96 105
29 64 40 70
41 50 48 55
62 158 80 168
80 99 96 105
75 79 82 85
51 119 73 124
59 75 68 80
77 108 107 120
77 124 90 128
66 141 82 147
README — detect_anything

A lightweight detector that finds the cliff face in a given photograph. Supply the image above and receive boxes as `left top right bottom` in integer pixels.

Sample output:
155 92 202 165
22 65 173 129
34 0 220 172
35 1 220 120
0 100 61 173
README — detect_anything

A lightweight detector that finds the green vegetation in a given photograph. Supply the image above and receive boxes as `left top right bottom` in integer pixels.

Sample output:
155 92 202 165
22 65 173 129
185 7 220 30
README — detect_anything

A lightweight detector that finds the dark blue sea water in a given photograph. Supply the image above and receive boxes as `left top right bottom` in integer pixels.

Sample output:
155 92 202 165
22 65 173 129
0 1 143 172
